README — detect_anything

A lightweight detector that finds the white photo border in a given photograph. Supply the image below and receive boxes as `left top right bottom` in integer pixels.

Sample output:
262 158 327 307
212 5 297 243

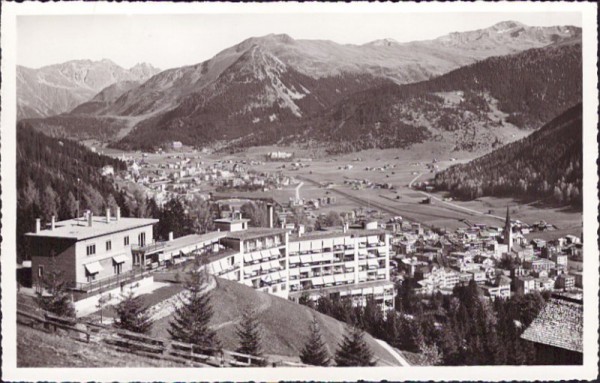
1 1 598 381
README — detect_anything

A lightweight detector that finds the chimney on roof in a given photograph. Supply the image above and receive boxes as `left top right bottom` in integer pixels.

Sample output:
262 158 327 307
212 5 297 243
116 207 121 221
168 232 174 241
106 208 111 223
51 215 56 230
267 203 274 229
35 218 41 234
87 211 93 227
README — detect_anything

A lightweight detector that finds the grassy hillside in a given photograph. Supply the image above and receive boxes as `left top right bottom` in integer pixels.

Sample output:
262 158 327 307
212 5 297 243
17 326 188 367
433 103 582 207
150 277 400 366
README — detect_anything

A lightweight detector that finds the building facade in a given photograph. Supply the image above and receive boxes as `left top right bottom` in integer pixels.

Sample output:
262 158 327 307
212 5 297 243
26 209 158 298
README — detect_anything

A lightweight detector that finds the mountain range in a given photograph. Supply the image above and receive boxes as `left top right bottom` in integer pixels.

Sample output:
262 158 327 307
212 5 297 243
18 21 581 153
17 60 160 119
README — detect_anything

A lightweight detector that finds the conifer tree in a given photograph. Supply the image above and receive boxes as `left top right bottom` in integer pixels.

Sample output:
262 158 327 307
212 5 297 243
334 325 375 367
235 307 267 366
114 289 153 334
168 258 221 355
300 316 331 366
34 256 75 318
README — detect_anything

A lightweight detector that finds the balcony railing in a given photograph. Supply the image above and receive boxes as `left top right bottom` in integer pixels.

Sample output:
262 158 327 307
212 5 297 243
68 268 149 299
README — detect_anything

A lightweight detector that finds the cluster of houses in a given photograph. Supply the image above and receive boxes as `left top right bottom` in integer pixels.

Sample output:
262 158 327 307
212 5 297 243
343 178 394 191
116 156 292 206
389 208 583 301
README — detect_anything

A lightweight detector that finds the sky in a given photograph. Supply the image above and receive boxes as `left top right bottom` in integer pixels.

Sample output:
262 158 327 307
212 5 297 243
17 12 581 70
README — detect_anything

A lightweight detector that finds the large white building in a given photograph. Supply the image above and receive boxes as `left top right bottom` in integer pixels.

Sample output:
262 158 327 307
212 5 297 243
25 209 158 314
26 209 396 314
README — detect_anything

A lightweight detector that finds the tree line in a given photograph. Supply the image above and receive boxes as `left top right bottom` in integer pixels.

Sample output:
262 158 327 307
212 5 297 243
300 279 548 365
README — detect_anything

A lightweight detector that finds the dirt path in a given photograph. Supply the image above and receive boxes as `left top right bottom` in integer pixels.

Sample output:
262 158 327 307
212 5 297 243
375 339 411 367
148 276 217 322
210 286 273 331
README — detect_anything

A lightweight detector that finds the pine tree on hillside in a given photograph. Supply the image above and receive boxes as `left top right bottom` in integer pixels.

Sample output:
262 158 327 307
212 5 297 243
34 256 75 318
114 289 153 334
168 258 221 355
300 316 331 366
235 307 267 366
334 325 375 367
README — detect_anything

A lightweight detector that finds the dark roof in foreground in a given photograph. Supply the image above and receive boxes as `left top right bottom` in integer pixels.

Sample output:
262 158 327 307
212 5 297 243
520 298 583 353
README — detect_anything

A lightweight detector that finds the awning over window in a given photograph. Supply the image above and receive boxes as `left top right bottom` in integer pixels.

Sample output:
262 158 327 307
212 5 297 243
269 260 281 270
260 251 270 260
289 268 300 276
85 262 103 274
270 248 280 257
368 235 379 244
333 237 345 246
323 275 335 285
322 238 334 249
333 274 345 283
312 253 324 262
300 254 312 264
299 241 311 252
311 240 322 250
112 255 128 264
373 286 385 294
251 252 262 261
312 277 324 286
367 259 379 269
243 254 253 263
289 256 300 265
289 242 300 252
211 262 223 273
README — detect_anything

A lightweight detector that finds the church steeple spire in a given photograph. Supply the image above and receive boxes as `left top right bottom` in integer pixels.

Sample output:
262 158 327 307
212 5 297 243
504 206 513 253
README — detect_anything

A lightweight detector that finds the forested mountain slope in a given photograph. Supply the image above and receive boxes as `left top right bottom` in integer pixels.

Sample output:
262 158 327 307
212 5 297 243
281 40 582 154
16 123 132 260
433 103 582 207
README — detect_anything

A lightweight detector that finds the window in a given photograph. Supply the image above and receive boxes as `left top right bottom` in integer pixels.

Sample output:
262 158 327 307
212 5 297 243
86 244 96 256
124 236 130 246
114 263 123 275
138 232 146 247
106 240 112 251
86 273 97 283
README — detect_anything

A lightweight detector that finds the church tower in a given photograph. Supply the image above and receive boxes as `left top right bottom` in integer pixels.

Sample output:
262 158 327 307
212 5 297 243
504 206 513 253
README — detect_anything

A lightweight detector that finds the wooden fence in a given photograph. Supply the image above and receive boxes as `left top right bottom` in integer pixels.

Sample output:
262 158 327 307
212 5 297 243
17 309 307 367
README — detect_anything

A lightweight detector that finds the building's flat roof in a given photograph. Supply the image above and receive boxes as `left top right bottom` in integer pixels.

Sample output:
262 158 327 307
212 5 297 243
214 218 250 223
25 216 159 241
140 232 227 255
289 229 387 242
224 228 287 241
